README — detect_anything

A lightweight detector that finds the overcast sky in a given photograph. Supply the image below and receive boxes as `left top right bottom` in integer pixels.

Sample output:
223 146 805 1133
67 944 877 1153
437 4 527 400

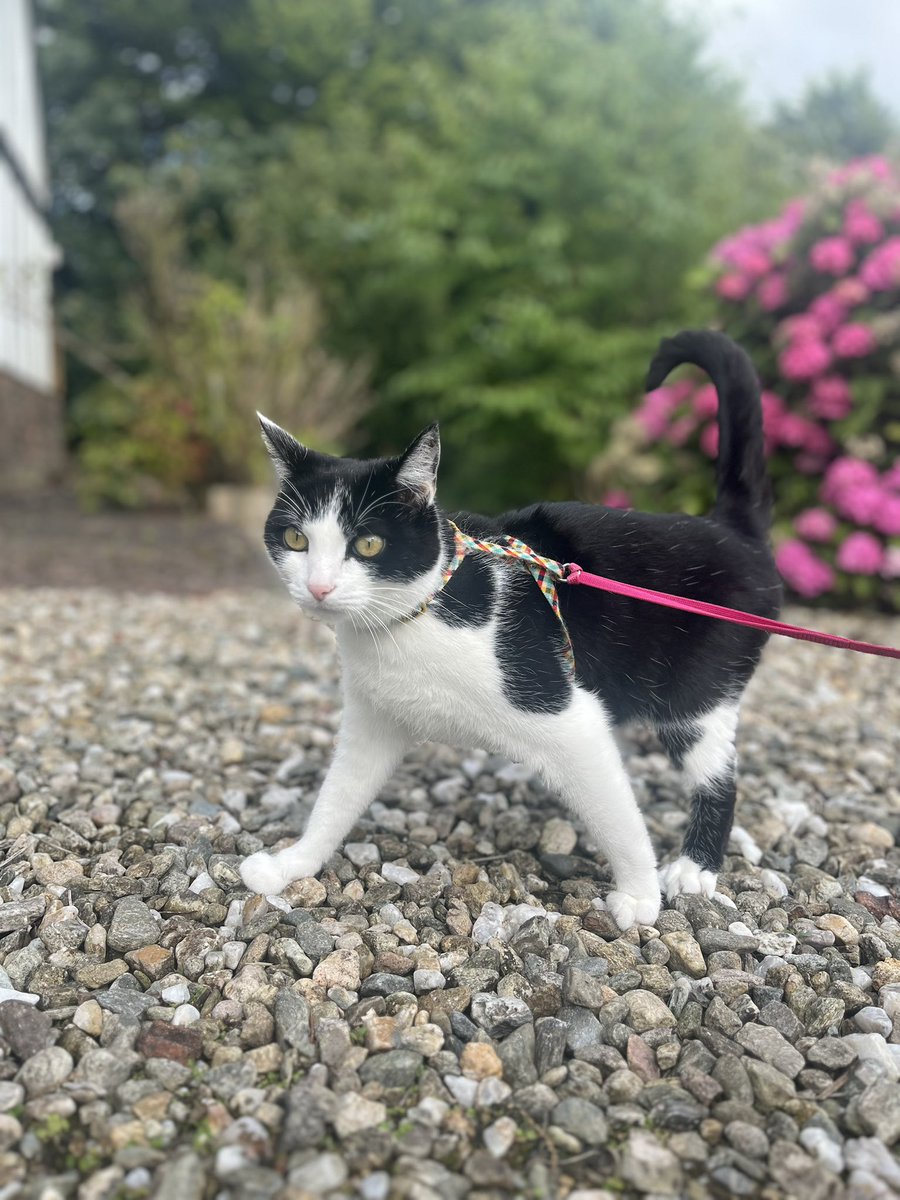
669 0 900 117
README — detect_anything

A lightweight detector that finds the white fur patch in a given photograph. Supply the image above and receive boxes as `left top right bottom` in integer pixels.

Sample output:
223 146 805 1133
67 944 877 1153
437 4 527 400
682 703 739 789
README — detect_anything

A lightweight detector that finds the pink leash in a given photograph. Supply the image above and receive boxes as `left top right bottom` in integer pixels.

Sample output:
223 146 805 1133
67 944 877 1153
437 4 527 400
564 563 900 661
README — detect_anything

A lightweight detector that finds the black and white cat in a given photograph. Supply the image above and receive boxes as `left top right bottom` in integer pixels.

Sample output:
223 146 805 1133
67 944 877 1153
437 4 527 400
240 330 782 930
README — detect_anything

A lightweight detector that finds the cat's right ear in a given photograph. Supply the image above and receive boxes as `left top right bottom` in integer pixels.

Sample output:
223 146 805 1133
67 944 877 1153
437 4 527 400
257 413 309 482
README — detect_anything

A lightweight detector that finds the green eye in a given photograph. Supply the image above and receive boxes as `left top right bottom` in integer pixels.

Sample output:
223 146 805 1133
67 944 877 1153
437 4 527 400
354 534 385 558
283 528 308 551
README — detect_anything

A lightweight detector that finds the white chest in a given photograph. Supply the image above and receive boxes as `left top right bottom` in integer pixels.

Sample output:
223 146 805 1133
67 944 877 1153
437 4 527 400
337 613 511 746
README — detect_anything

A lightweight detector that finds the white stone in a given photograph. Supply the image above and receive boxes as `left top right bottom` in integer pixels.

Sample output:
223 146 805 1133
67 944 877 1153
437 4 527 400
188 871 214 894
215 1145 252 1177
845 1137 900 1189
172 1004 200 1026
443 1074 478 1105
755 932 797 957
413 969 446 993
854 1007 893 1037
800 1126 844 1174
0 987 38 1006
161 983 191 1005
408 1097 448 1126
484 1115 517 1158
879 985 900 1020
344 843 381 867
851 968 874 991
857 876 891 898
222 941 246 970
476 1076 512 1107
359 1172 391 1200
840 1034 899 1081
380 862 419 885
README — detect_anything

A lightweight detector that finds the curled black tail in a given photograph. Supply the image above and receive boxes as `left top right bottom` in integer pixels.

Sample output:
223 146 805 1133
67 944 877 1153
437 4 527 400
646 329 772 540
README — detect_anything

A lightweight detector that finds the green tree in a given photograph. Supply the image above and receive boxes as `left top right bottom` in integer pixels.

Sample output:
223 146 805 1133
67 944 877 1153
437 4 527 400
38 0 787 510
769 71 898 164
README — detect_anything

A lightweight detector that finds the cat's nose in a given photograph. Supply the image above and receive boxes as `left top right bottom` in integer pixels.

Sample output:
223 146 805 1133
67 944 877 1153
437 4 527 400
309 582 335 602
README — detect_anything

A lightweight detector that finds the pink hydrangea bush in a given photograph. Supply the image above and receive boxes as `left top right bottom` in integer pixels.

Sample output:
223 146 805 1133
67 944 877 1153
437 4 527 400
633 156 900 610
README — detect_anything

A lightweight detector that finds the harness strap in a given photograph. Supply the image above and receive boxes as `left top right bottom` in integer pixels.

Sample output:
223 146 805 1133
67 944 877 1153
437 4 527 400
412 522 576 674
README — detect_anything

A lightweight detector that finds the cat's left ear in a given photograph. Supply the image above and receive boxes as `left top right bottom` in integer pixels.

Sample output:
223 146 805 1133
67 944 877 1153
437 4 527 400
395 423 440 506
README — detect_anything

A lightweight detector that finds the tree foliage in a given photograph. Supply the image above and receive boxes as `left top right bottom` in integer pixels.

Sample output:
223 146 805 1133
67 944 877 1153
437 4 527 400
37 0 788 509
769 71 898 165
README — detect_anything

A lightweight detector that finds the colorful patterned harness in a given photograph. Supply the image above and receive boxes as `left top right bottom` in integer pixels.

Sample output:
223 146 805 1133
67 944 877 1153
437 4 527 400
412 521 576 675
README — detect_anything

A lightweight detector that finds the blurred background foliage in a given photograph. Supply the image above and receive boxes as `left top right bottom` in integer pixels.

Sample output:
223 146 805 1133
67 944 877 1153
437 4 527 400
37 0 899 515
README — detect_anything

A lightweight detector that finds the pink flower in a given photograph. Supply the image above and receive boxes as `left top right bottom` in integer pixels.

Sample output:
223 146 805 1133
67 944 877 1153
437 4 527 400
692 385 718 419
779 339 832 380
794 508 837 542
601 489 632 509
636 387 680 439
882 546 900 579
716 273 752 301
808 294 846 334
700 422 719 458
776 539 835 598
832 277 869 307
757 272 789 311
808 376 852 420
859 237 900 291
836 531 884 574
835 482 884 524
872 494 900 536
822 456 880 504
832 322 877 358
810 236 855 275
779 314 823 343
843 199 884 245
731 246 772 278
882 462 900 491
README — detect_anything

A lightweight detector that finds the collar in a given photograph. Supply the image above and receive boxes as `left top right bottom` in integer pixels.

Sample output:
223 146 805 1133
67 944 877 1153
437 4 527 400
406 520 576 675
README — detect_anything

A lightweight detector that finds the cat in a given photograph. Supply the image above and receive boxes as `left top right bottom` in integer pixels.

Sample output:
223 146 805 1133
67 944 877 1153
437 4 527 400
239 329 782 930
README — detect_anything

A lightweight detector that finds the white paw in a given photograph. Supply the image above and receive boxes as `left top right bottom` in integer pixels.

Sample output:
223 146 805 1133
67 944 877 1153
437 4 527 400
606 888 661 931
240 852 291 896
659 855 717 901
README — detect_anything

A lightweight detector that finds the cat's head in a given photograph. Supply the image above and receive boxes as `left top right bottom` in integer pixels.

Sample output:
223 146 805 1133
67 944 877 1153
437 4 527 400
258 414 444 627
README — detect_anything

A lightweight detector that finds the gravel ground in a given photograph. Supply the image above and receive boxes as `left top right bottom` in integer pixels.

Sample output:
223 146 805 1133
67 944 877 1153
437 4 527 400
0 586 899 1200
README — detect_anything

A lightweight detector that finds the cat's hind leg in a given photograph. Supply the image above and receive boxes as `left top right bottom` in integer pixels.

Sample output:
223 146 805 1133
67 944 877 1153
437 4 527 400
240 698 412 895
657 702 739 901
519 690 660 931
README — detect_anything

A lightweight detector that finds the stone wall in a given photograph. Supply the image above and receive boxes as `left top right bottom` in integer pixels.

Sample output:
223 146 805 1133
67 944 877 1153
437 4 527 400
0 369 66 494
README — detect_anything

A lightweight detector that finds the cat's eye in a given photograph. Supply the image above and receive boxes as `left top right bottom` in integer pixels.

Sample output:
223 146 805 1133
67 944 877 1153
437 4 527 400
283 527 308 551
354 534 386 558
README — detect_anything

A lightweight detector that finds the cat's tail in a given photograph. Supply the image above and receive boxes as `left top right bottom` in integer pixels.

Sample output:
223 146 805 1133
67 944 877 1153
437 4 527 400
645 329 772 540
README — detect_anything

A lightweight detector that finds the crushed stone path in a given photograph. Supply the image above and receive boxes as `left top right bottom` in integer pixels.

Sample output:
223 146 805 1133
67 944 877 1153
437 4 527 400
0 587 898 1199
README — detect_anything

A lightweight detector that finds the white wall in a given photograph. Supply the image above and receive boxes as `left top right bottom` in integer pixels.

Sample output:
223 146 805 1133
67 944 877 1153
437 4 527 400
0 0 60 394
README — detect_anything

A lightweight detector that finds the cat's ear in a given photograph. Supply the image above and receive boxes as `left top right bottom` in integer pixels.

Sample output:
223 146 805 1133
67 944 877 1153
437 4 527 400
395 423 440 506
257 413 310 482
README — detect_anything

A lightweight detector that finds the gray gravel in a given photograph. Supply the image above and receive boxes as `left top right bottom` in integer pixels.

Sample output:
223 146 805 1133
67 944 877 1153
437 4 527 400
0 586 898 1199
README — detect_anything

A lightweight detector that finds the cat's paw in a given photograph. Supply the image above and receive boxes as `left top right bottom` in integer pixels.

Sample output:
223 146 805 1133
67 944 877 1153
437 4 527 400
240 852 291 896
606 889 661 931
659 855 717 901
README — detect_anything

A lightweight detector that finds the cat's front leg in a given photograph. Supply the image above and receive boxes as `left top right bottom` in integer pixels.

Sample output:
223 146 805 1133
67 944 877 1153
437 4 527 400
240 699 412 896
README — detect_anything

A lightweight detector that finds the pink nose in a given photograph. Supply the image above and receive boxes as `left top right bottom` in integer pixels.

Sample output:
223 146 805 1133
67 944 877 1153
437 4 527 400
309 582 335 602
